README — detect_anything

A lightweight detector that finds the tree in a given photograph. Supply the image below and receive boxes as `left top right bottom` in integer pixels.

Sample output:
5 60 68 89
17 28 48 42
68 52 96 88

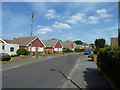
90 43 95 49
65 40 72 42
51 38 58 40
73 40 83 45
95 38 106 50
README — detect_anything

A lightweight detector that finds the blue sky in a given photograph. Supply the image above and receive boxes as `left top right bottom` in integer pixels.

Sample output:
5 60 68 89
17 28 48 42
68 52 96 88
2 2 118 44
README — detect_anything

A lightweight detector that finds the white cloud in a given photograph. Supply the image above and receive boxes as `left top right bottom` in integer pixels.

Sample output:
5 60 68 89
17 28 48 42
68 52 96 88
66 36 74 39
66 13 85 24
87 16 99 24
96 9 111 18
52 22 71 29
44 9 59 19
35 26 52 34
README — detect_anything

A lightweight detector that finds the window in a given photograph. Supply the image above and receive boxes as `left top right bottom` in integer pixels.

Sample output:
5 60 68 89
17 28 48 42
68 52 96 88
82 46 85 47
86 46 89 47
2 45 5 50
59 48 62 51
54 48 58 51
38 47 44 51
31 47 36 51
10 47 14 52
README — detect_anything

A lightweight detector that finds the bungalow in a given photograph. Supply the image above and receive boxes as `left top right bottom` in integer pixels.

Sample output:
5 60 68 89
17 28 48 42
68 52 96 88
80 43 91 49
62 41 76 51
111 37 118 46
10 36 45 55
0 38 19 54
42 39 63 53
75 43 91 49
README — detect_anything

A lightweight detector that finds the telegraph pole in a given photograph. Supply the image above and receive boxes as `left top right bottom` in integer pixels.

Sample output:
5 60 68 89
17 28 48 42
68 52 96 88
30 13 34 56
118 0 120 46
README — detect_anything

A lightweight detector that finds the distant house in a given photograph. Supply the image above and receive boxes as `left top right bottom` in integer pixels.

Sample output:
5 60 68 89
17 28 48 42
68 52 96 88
62 41 76 51
111 37 118 46
10 36 45 54
75 45 82 49
80 43 91 49
0 38 19 54
42 39 63 53
75 43 91 49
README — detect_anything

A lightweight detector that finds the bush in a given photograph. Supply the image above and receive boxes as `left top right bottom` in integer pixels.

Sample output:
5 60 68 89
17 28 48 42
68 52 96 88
35 54 42 58
2 53 11 61
17 48 28 55
74 49 86 52
97 46 120 88
64 48 73 53
93 49 98 54
88 53 94 60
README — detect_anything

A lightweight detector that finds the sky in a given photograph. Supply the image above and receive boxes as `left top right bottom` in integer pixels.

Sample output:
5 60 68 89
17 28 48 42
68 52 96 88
1 2 118 44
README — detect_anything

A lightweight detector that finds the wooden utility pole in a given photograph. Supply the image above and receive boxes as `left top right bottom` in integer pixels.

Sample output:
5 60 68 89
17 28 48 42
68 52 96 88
30 13 34 56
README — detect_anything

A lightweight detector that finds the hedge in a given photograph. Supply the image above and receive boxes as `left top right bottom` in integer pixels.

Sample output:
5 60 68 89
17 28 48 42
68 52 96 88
97 46 120 88
17 48 28 55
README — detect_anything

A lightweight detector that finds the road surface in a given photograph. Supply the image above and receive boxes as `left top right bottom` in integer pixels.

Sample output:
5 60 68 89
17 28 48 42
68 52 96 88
2 53 111 88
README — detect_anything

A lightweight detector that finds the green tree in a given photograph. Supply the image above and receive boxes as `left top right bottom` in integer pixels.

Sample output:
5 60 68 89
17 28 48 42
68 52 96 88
51 38 58 40
90 43 95 49
73 40 83 45
95 38 106 50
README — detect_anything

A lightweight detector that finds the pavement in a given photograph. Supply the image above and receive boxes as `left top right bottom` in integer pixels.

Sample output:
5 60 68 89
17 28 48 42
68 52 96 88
2 53 111 88
63 54 112 88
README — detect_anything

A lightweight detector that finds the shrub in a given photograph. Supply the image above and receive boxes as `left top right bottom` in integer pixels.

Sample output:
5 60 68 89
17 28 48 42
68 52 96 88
74 48 80 52
88 53 94 60
54 51 59 54
17 48 28 55
64 48 73 53
97 46 120 88
93 49 98 54
35 54 42 58
2 53 11 61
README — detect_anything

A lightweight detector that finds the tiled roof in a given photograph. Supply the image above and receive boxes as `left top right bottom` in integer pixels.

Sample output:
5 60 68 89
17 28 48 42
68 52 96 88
62 41 72 48
42 40 58 47
10 36 37 46
75 45 82 49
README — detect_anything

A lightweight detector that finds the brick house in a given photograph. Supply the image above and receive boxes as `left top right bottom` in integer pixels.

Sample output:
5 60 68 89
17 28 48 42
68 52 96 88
10 36 45 54
111 37 118 46
62 41 76 51
42 40 63 53
80 43 91 49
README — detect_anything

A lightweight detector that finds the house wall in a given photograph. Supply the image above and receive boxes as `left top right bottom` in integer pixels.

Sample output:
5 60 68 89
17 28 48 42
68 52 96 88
111 38 118 46
54 41 63 53
19 38 45 54
69 43 75 50
44 48 53 53
0 43 19 54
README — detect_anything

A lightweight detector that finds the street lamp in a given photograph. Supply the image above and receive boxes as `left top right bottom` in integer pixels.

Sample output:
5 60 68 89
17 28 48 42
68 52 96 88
50 68 82 90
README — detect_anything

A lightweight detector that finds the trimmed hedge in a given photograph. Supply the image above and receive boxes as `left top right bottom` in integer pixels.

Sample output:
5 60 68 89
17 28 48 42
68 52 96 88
64 48 73 53
74 49 86 52
97 46 120 88
17 48 28 55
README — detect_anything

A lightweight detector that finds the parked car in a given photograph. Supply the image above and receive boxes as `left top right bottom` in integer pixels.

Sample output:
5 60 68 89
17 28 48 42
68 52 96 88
84 49 91 55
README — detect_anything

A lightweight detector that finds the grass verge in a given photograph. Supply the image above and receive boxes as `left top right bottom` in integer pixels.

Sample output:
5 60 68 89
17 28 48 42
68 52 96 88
0 57 33 64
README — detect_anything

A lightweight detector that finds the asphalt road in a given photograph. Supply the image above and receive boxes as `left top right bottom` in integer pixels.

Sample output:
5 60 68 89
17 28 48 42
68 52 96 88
2 53 81 88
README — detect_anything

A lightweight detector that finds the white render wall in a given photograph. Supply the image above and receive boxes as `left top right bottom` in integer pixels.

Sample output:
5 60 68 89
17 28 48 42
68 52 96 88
0 43 19 54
